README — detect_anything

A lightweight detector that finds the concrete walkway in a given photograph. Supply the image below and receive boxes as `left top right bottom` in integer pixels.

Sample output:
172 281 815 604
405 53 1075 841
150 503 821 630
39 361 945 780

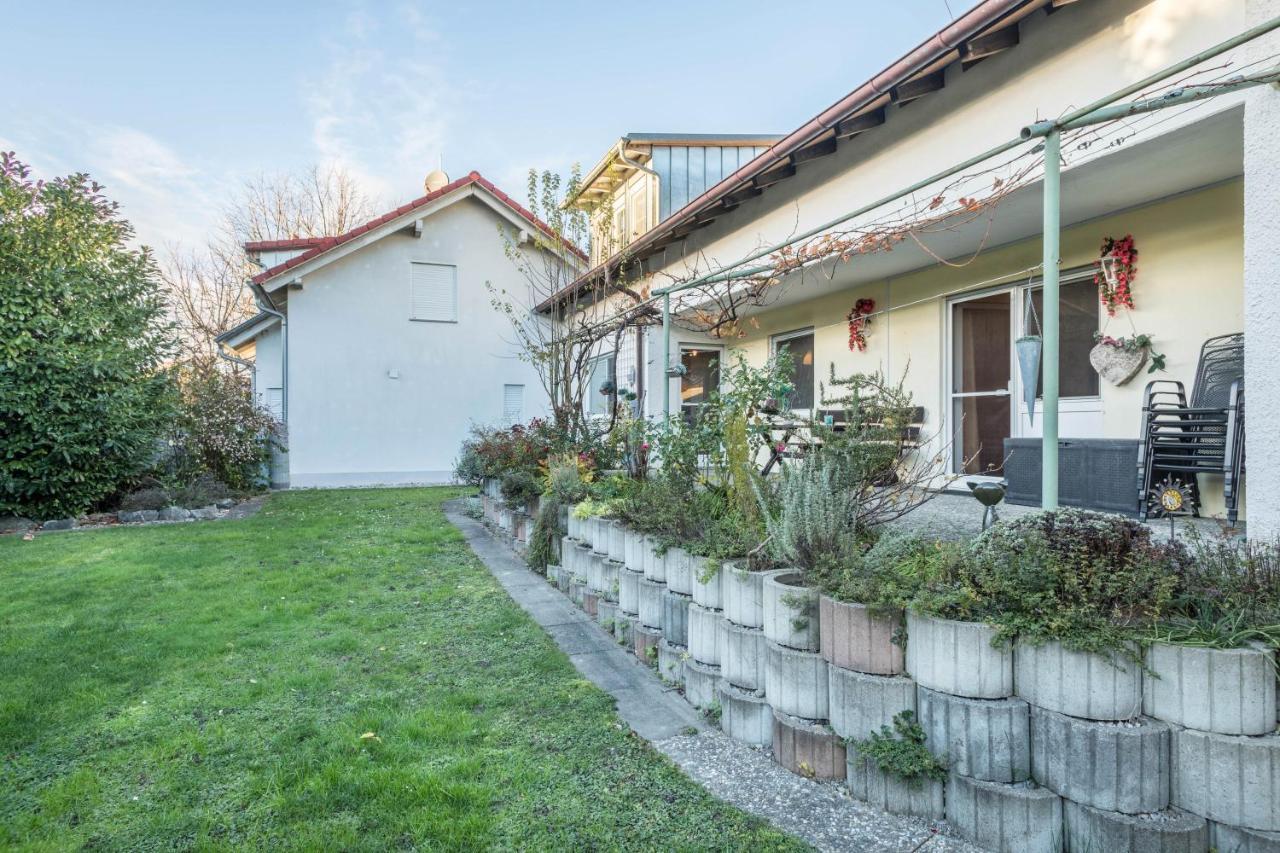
446 501 986 853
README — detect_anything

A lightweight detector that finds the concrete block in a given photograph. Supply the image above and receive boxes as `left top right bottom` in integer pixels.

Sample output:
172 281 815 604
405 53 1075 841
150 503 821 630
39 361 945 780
557 563 573 595
721 619 768 692
658 639 687 686
687 602 723 667
560 536 576 574
690 558 724 610
846 753 945 821
1173 728 1280 831
1063 801 1206 853
1016 639 1143 721
597 599 618 635
773 710 846 781
571 542 592 581
661 590 691 646
157 507 191 522
820 596 904 675
722 561 767 629
719 680 773 747
623 527 645 573
762 570 820 652
917 686 1030 783
590 518 608 556
1031 706 1170 814
546 564 561 586
1144 642 1278 736
946 775 1064 853
906 612 1014 699
638 577 665 630
765 640 829 721
618 567 642 617
606 519 626 563
633 623 661 668
569 578 585 608
565 507 580 541
828 666 916 742
683 659 720 711
642 534 666 582
614 612 635 648
601 559 621 603
665 546 694 595
585 551 606 594
1209 821 1280 853
582 591 599 619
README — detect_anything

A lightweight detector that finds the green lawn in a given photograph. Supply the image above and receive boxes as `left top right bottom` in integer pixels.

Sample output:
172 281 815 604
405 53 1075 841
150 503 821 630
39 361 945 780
0 488 802 851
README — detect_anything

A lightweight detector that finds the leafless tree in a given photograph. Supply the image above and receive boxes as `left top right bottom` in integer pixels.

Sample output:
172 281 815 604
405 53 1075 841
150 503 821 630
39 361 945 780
226 163 378 243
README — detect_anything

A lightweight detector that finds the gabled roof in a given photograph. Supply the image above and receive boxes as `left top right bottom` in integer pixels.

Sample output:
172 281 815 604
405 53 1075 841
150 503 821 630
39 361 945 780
541 0 1062 311
214 311 280 350
252 171 587 287
244 237 328 253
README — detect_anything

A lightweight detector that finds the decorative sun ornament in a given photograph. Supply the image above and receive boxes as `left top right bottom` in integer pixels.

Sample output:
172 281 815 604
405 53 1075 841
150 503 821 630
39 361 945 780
1147 475 1196 538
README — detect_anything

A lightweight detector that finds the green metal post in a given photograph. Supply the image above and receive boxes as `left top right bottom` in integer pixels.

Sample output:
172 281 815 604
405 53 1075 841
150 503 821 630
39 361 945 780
662 293 672 421
1041 129 1061 510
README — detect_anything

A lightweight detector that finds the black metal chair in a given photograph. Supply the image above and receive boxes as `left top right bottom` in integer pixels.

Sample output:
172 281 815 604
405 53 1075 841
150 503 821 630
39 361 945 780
1137 333 1244 525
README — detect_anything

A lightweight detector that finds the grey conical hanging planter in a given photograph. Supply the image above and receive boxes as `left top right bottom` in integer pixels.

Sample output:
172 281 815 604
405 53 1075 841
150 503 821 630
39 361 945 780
1016 335 1042 425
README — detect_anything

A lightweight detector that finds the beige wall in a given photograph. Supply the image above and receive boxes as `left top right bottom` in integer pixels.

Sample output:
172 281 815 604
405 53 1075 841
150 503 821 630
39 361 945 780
726 181 1244 517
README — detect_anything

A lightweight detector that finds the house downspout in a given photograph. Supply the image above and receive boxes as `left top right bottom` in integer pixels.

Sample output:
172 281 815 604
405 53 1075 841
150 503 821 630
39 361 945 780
216 343 258 399
249 282 287 425
615 141 658 178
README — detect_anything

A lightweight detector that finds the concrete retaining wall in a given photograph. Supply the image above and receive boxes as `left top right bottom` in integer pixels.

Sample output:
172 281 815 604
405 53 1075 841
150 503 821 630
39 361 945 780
601 559 621 603
828 666 915 742
765 641 829 721
606 520 625 563
683 658 720 710
722 563 768 629
905 613 1013 699
665 546 694 595
772 710 846 781
658 639 686 686
690 559 723 610
638 577 664 630
1144 642 1277 736
1015 640 1143 721
721 619 767 692
618 567 642 617
661 590 691 646
1063 801 1206 852
1209 821 1280 853
633 623 661 667
819 596 904 675
687 602 723 666
623 527 644 572
641 535 666 582
945 775 1063 853
762 571 820 652
916 687 1030 784
1172 728 1280 832
719 680 773 747
846 754 945 821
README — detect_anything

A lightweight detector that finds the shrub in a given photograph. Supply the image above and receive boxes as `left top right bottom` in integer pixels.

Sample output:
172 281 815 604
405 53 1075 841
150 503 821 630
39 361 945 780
0 152 175 518
758 451 866 578
816 531 962 611
500 469 542 509
850 711 946 786
545 453 590 504
171 365 279 491
527 495 561 574
1156 530 1280 650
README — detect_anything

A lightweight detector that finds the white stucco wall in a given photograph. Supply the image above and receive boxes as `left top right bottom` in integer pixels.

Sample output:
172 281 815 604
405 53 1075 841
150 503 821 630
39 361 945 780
1244 0 1280 536
270 196 551 487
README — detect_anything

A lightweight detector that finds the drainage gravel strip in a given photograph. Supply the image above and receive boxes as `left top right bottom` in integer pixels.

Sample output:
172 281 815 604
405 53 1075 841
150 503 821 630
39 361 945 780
446 501 987 853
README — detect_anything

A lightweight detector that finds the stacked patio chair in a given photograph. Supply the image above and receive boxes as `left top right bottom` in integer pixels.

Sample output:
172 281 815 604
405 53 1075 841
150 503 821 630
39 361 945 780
1137 332 1244 526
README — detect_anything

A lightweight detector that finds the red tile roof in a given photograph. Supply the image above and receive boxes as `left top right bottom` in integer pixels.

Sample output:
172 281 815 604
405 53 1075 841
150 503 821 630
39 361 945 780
244 237 328 252
251 171 587 286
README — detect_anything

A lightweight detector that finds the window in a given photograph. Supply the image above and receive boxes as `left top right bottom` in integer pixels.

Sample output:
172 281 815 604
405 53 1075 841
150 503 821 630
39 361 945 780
587 353 616 416
680 347 720 424
503 384 523 425
772 329 815 411
410 262 457 322
1028 277 1100 398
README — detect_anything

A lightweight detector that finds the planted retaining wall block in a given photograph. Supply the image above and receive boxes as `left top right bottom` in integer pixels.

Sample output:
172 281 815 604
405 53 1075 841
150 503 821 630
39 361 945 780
719 680 773 747
762 571 820 652
618 567 642 617
1144 642 1278 736
572 543 593 582
601 559 622 604
582 591 599 619
665 547 694 596
1016 639 1143 721
623 527 645 573
658 639 687 686
723 563 769 629
819 596 904 675
638 577 665 630
614 612 636 648
1209 821 1280 853
721 620 767 692
846 754 944 821
917 686 1030 784
546 563 560 585
661 590 691 647
566 507 580 541
687 603 724 667
772 710 846 781
828 667 916 742
906 613 1014 699
1030 706 1170 814
634 623 661 667
1063 802 1207 853
1172 728 1280 831
590 519 608 556
606 520 626 563
642 535 667 583
560 536 576 574
597 599 618 635
765 640 830 721
691 560 723 610
569 578 586 608
945 775 1064 853
557 564 573 595
683 659 720 710
585 552 606 594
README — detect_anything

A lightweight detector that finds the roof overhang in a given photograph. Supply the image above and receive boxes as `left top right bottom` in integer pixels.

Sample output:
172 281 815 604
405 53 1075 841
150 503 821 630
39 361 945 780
215 311 280 352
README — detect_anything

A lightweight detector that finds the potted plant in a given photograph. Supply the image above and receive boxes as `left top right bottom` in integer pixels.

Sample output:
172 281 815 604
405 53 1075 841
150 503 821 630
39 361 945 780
1089 332 1166 386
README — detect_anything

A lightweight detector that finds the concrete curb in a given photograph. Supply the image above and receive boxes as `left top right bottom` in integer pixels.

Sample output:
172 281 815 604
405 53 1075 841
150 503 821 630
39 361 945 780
828 666 916 742
917 686 1031 784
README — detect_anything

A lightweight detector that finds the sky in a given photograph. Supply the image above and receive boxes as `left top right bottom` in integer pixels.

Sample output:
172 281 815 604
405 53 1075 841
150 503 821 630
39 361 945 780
1 1 972 253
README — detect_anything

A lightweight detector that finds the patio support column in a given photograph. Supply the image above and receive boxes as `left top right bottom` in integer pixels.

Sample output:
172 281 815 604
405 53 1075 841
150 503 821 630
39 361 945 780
662 293 672 421
1041 129 1061 510
1244 0 1280 535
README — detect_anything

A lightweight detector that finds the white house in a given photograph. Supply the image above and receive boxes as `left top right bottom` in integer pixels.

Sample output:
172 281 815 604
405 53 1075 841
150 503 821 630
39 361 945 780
216 170 584 488
553 0 1280 531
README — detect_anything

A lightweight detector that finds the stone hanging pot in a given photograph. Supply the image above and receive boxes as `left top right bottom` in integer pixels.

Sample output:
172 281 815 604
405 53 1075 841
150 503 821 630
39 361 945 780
1089 341 1147 386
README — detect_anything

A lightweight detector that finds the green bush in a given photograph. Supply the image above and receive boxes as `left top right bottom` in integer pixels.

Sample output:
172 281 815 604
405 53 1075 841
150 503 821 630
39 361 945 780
850 711 946 785
0 152 175 518
500 470 541 508
1156 530 1280 651
171 365 278 491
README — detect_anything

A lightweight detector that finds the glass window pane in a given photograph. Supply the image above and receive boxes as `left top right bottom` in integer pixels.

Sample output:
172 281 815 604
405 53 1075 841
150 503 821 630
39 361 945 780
587 354 615 415
951 293 1010 394
953 394 1011 475
775 333 815 411
1030 280 1100 398
680 348 719 408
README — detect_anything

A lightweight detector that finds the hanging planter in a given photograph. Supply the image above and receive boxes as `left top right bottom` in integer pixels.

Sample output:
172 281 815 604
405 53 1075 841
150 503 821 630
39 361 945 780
1016 293 1041 424
1089 333 1166 386
846 298 875 352
1094 234 1137 316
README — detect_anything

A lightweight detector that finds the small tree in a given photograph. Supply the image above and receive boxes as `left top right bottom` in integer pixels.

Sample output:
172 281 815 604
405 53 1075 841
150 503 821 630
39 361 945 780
0 152 175 517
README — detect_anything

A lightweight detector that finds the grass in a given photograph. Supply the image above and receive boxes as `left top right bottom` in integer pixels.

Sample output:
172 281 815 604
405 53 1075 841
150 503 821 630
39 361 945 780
0 487 804 851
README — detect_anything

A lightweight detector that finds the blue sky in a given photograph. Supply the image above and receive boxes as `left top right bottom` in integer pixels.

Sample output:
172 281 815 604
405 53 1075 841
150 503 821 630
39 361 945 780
2 1 969 251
